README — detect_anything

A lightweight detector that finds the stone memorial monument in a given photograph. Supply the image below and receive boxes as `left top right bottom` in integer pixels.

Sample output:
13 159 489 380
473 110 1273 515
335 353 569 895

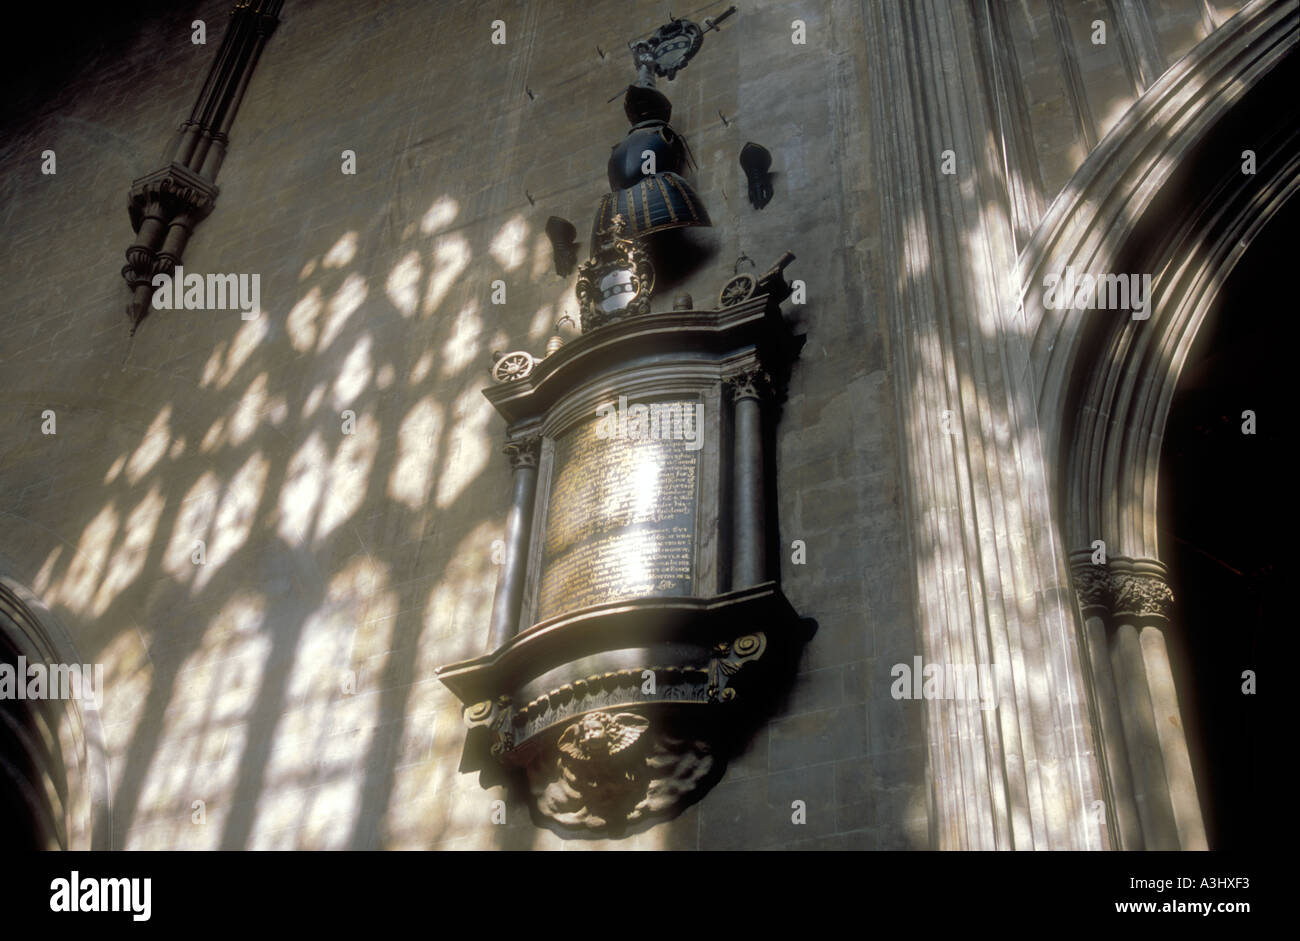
437 10 811 835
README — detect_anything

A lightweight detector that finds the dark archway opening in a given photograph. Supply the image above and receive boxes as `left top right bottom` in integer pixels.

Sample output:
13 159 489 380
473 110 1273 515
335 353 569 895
1158 194 1293 851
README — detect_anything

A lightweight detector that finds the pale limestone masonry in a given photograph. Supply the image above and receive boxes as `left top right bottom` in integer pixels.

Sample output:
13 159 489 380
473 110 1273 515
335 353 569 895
0 0 1269 849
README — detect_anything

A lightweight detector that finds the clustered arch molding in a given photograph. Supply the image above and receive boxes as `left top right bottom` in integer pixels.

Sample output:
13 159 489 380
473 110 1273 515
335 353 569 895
1023 0 1296 849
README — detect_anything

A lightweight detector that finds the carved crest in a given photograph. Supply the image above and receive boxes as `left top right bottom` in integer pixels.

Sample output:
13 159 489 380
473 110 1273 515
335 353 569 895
630 18 705 81
574 215 655 332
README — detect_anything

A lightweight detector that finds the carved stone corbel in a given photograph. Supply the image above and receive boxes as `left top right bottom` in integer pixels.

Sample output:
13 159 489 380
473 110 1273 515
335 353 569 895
527 709 714 832
122 164 219 333
121 0 281 333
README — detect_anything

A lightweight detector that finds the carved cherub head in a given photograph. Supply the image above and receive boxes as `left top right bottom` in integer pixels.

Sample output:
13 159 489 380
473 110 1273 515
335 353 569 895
558 712 649 763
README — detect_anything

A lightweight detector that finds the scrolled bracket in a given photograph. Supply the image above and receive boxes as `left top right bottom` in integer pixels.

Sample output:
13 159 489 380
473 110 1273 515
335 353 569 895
708 632 768 701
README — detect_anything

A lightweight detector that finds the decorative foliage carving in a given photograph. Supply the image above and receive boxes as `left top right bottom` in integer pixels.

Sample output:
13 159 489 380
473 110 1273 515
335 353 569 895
1112 572 1175 621
126 164 219 233
1070 556 1175 622
1071 562 1113 613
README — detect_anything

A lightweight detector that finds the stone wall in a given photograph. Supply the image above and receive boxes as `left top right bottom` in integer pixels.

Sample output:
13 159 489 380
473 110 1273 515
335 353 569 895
0 0 1245 849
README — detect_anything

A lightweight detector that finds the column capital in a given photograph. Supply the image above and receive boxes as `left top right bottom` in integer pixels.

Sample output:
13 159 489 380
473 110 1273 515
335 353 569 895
725 367 771 402
1110 557 1174 622
1070 553 1174 624
503 435 541 470
1069 552 1113 615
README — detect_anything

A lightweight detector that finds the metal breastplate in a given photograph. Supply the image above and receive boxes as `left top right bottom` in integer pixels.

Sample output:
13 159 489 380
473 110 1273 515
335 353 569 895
607 124 686 190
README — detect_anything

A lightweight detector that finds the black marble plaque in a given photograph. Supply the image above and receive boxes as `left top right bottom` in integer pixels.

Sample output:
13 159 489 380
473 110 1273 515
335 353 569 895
536 399 701 620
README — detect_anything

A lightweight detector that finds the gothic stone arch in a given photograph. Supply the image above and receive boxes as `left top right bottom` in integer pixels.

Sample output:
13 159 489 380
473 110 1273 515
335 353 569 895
1023 0 1296 849
0 576 112 849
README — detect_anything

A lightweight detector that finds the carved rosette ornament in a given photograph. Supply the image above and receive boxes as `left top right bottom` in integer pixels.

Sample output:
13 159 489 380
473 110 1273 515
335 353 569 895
491 351 537 384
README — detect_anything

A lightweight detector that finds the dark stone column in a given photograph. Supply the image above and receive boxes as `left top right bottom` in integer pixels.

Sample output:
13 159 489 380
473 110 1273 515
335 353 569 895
728 368 769 588
488 436 540 650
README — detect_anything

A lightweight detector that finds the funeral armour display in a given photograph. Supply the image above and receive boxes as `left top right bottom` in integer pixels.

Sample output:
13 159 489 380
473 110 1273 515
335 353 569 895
436 11 811 834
